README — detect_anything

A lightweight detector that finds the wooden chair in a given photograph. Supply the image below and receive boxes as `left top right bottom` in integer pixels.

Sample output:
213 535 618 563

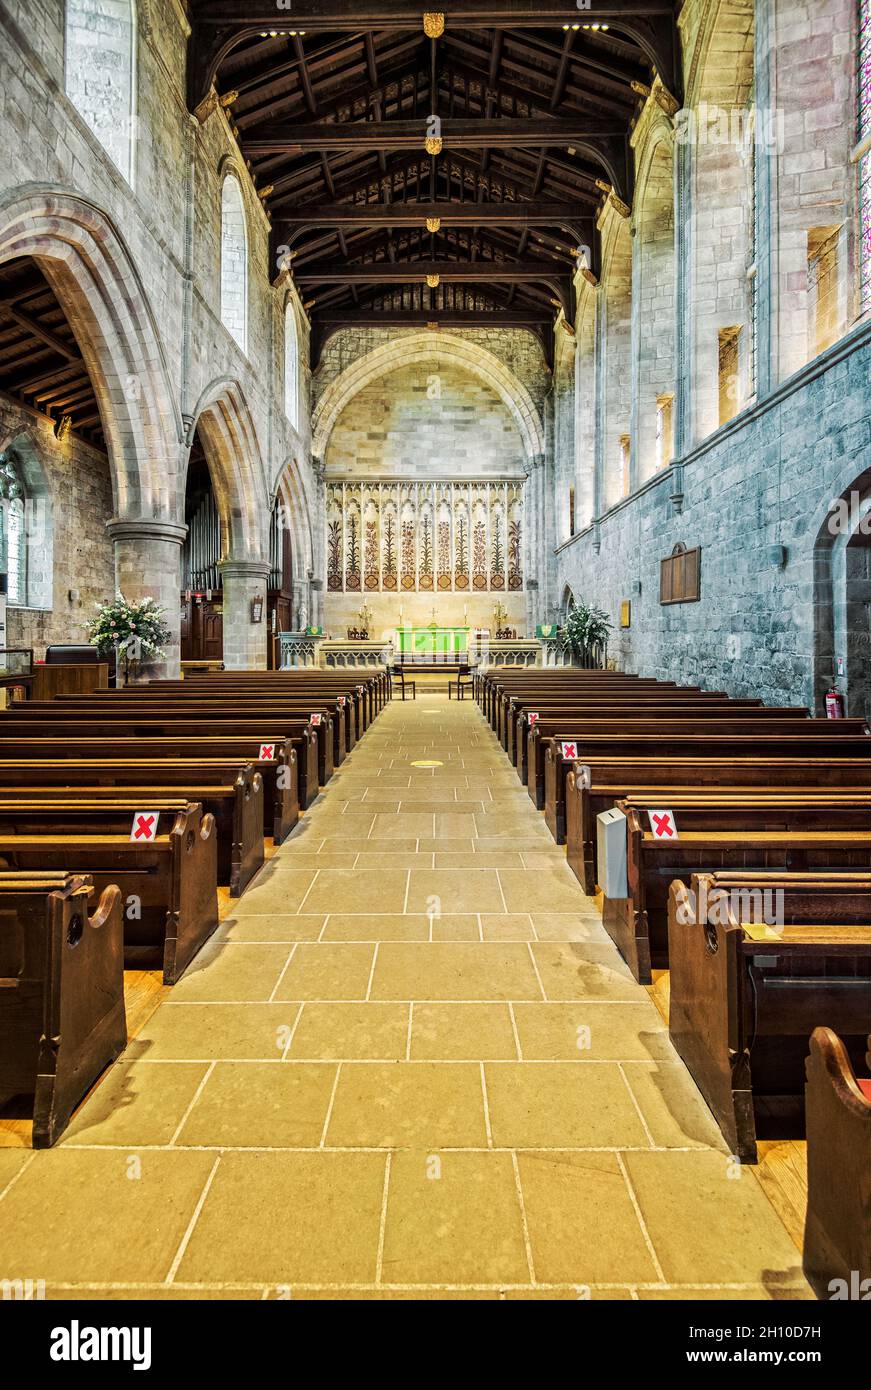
448 663 472 699
391 665 416 701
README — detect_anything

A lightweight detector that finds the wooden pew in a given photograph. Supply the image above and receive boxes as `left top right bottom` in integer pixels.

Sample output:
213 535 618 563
509 693 777 772
667 872 871 1161
489 674 669 740
174 669 386 725
539 713 847 838
0 731 311 815
34 695 346 770
607 801 871 982
0 872 126 1147
0 755 295 849
78 684 361 751
803 1026 871 1299
0 780 264 896
528 725 871 811
1 711 334 793
565 759 871 896
477 670 666 727
0 802 218 986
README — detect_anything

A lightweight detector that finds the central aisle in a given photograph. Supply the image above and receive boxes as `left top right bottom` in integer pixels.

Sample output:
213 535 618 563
0 694 810 1298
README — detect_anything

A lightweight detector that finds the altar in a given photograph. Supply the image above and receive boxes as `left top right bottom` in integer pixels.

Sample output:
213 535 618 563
396 625 470 657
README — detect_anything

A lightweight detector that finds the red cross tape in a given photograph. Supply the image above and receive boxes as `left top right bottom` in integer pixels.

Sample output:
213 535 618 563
259 743 275 761
131 811 158 842
309 713 323 726
648 809 678 840
559 740 578 759
528 712 540 725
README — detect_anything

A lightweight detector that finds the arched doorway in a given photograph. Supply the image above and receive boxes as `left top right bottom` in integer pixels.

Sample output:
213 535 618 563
267 492 294 668
180 432 223 664
184 380 270 669
814 472 871 718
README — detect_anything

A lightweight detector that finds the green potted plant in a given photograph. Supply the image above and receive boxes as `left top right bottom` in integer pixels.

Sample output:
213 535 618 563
86 593 172 685
557 602 611 668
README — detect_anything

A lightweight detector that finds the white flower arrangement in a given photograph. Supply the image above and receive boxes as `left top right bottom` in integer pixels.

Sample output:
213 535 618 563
86 593 172 665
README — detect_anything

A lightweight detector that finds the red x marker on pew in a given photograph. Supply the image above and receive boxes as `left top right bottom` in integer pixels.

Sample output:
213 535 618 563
560 741 577 759
130 811 158 842
259 744 275 760
528 712 539 725
648 810 678 840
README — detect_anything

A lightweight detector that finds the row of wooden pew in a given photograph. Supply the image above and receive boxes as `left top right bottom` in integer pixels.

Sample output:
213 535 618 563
0 667 389 1148
474 665 871 1299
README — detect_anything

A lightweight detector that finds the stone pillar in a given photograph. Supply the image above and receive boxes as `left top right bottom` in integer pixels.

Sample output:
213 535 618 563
754 0 775 399
673 135 692 458
107 518 187 678
219 558 271 669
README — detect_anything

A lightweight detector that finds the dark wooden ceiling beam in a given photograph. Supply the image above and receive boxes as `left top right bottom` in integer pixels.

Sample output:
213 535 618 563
193 1 671 25
245 116 624 153
316 309 550 327
278 200 592 228
189 6 679 115
295 258 570 283
0 304 81 362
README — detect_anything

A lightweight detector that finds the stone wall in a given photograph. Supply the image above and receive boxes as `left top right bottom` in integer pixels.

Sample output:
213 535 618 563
314 325 551 419
1 398 114 654
554 323 871 712
0 0 317 669
325 361 527 479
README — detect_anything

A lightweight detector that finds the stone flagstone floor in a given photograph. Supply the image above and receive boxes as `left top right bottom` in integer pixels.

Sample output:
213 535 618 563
0 695 812 1300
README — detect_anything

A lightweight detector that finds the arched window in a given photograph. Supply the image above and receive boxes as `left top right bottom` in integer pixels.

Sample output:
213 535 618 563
285 302 299 430
860 0 871 313
1 446 53 612
65 0 136 184
5 498 25 606
221 175 248 353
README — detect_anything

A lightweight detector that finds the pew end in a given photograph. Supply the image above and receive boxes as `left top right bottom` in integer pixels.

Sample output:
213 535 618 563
163 804 219 985
667 878 756 1161
0 875 127 1149
803 1026 871 1300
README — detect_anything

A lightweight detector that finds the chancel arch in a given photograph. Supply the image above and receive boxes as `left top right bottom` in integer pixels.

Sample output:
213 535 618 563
312 332 545 470
315 344 536 640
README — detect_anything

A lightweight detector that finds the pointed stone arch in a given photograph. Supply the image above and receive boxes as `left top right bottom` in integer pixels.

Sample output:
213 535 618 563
0 187 182 521
273 455 320 627
312 332 544 467
186 378 269 562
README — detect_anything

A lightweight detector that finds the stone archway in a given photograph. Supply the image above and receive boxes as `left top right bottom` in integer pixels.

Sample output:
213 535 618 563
186 378 271 668
273 455 320 629
0 187 185 671
312 331 545 468
0 188 181 516
813 467 871 717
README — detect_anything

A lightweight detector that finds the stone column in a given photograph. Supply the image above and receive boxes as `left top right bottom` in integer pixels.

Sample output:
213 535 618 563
107 517 187 678
673 134 693 458
219 558 271 669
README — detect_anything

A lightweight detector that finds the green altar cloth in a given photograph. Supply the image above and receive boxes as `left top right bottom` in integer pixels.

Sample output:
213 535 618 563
396 626 470 656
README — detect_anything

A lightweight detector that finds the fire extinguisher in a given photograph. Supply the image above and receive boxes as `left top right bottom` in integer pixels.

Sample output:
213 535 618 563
825 686 845 719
